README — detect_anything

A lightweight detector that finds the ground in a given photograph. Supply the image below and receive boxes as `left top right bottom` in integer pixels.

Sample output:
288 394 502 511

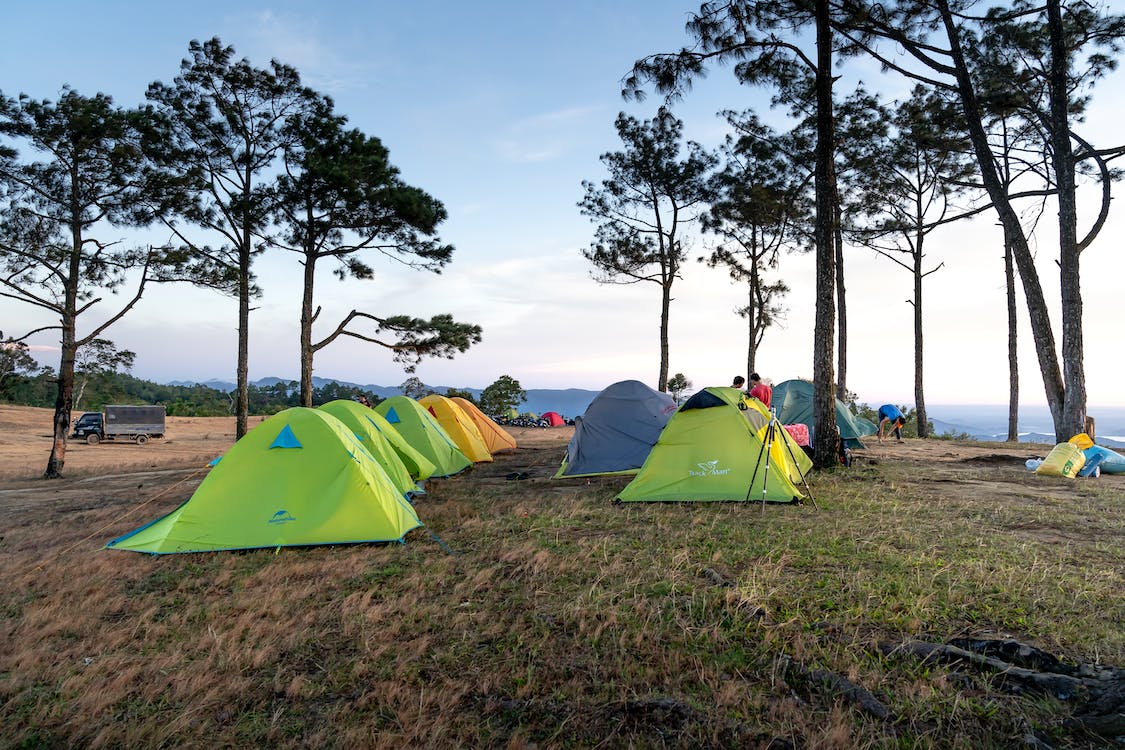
1 404 1122 748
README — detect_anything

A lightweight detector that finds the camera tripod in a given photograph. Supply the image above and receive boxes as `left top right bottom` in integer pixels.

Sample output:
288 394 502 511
745 410 817 511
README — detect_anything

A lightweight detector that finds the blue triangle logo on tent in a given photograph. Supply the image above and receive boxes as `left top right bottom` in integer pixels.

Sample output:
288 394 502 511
385 407 401 424
269 424 303 449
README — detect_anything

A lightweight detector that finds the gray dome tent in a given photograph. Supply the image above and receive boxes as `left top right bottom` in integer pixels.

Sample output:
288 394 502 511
554 380 677 477
771 379 877 448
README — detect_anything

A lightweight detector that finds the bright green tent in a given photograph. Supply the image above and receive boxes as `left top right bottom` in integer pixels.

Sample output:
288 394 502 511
375 396 472 478
771 379 877 449
106 408 422 554
618 387 811 504
357 406 437 481
317 399 422 496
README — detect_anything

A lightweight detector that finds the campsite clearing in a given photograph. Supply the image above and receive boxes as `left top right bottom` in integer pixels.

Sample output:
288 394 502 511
0 405 1121 748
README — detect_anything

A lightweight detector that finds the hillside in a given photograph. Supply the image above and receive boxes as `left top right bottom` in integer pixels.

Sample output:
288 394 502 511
166 377 601 418
0 405 1122 748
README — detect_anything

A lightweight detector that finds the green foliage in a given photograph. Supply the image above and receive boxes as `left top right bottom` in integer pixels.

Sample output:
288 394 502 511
270 97 472 401
0 371 384 416
73 339 135 410
478 375 526 417
306 381 378 408
703 113 808 357
1 369 56 406
579 108 715 287
345 313 482 374
0 335 45 399
579 108 716 391
444 388 476 403
666 373 692 403
399 376 430 399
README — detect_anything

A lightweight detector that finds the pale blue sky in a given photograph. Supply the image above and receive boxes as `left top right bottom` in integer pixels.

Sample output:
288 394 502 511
4 1 1125 407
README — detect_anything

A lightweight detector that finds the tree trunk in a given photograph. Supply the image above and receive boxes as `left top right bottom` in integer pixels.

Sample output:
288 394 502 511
236 231 251 439
1047 0 1085 441
746 286 756 376
73 374 88 412
812 0 839 470
45 326 76 478
834 197 848 404
1005 235 1019 443
658 280 672 392
913 232 928 438
45 224 83 478
936 0 1065 433
299 250 317 407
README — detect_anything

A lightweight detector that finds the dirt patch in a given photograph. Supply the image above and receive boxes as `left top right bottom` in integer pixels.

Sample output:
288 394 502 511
961 453 1038 465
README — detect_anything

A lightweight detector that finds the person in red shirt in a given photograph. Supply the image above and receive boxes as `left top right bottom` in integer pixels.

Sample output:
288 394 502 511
748 373 772 408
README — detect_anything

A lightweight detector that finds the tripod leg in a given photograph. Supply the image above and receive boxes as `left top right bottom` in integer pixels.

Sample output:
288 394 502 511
761 421 774 512
745 422 769 504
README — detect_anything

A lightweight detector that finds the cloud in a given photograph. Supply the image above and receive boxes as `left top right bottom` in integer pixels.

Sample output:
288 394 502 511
231 10 375 94
493 105 603 163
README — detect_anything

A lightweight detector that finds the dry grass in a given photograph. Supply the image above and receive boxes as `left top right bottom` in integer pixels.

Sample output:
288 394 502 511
0 409 1122 748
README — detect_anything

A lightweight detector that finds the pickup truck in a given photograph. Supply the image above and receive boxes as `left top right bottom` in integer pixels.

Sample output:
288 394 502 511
71 405 166 445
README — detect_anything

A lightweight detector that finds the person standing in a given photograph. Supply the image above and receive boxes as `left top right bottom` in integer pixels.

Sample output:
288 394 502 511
731 375 746 390
877 404 906 442
749 373 772 408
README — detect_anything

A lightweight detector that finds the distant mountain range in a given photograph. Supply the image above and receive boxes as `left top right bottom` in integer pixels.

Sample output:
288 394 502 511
166 377 1125 449
930 415 1125 449
166 376 601 418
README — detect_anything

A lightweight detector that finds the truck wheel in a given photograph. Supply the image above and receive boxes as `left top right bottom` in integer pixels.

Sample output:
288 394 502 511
86 434 100 446
135 434 149 445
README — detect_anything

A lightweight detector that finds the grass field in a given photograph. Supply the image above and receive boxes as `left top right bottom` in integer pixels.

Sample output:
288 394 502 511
0 410 1122 748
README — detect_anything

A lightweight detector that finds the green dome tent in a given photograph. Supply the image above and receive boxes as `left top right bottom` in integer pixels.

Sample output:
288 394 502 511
771 379 877 448
354 405 438 482
375 396 473 478
106 408 422 554
618 387 811 504
317 399 422 496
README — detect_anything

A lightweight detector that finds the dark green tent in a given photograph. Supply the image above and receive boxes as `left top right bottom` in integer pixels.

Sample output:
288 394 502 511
772 379 877 449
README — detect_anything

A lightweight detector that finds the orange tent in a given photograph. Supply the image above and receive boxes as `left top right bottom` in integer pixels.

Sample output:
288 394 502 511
450 397 517 454
418 394 492 463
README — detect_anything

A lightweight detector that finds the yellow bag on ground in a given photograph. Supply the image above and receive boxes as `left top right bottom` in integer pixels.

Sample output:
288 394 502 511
1035 442 1086 478
1068 433 1094 450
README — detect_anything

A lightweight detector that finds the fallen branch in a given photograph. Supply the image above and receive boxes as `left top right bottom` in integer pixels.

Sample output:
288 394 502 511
881 638 1125 740
879 640 1097 700
779 654 894 721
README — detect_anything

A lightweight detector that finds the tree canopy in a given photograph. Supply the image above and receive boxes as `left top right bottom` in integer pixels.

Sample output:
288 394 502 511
479 375 527 417
579 107 715 392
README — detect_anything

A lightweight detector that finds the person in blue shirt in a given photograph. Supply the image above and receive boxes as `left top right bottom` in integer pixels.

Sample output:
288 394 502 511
877 404 906 442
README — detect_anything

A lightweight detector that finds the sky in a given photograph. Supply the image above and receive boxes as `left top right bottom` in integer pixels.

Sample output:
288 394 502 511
4 1 1125 408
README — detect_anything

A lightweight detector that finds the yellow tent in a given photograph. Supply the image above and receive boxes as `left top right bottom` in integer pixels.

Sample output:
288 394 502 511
450 397 517 454
418 394 493 463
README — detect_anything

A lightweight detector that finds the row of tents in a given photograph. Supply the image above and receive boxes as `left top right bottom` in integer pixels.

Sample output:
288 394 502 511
555 379 877 504
106 395 517 554
104 379 875 554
